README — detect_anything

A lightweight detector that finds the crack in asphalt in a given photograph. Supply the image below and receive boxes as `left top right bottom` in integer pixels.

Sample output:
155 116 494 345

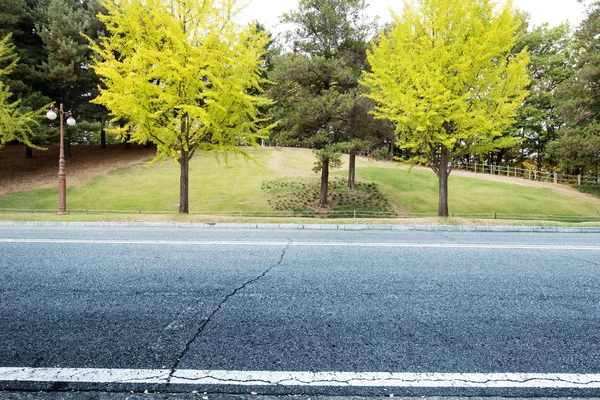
173 374 275 385
167 372 600 387
118 373 170 383
165 241 292 384
5 368 600 395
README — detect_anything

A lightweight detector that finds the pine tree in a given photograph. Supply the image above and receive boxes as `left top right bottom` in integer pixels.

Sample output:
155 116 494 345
552 1 600 179
269 0 376 206
512 22 574 167
34 0 108 155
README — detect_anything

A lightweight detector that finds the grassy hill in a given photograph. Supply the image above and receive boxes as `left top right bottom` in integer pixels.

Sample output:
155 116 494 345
0 145 599 222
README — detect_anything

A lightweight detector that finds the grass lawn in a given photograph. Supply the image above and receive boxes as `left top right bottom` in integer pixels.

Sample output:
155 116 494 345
1 146 599 222
577 185 600 199
350 166 600 218
0 149 277 212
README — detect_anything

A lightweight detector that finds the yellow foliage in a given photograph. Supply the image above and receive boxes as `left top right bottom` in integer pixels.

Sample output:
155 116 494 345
0 34 46 150
361 0 530 165
89 0 273 163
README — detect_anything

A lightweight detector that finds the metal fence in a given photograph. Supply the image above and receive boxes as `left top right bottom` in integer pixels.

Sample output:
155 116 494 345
2 162 598 221
457 162 600 185
2 207 600 223
0 207 399 219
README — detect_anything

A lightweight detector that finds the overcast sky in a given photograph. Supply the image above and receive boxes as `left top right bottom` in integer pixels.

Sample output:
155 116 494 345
235 0 587 34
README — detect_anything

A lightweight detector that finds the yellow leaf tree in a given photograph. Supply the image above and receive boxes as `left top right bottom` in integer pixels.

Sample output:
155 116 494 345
90 0 271 213
0 34 45 150
361 0 530 217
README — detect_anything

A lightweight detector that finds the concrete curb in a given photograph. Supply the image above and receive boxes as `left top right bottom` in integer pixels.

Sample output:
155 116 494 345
1 221 600 233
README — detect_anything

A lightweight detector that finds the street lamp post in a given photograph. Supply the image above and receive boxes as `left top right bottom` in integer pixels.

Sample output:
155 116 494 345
47 104 76 215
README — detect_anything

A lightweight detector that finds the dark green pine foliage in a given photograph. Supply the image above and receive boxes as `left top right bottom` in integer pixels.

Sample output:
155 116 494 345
551 1 600 178
0 0 52 155
511 21 574 167
34 0 108 154
268 0 377 206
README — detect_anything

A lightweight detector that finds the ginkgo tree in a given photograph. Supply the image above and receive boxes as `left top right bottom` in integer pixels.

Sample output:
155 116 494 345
362 0 530 217
0 34 45 150
89 0 272 213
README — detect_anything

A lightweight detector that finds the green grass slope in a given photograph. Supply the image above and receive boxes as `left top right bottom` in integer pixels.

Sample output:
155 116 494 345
351 167 600 218
1 147 599 220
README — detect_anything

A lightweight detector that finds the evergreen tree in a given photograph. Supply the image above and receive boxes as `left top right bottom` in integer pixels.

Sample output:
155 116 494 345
269 0 376 206
552 1 600 179
512 22 574 167
34 0 108 155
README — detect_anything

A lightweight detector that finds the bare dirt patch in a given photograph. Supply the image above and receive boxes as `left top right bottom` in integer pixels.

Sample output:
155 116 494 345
268 147 314 177
0 144 156 196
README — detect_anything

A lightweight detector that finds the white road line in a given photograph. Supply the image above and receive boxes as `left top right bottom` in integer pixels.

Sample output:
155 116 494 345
1 368 600 388
0 367 168 384
0 238 599 250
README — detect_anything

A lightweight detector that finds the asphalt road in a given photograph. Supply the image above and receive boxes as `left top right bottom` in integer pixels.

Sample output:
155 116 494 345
1 226 600 398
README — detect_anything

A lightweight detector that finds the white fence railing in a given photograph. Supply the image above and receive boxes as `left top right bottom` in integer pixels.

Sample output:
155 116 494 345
457 162 600 186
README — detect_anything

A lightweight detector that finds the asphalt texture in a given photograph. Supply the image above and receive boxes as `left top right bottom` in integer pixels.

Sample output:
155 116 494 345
1 226 600 398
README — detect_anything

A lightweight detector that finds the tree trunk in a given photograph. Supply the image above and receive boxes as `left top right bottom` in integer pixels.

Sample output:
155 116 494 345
347 151 356 190
437 147 450 217
25 146 32 158
179 149 189 214
65 131 71 158
100 122 106 148
124 133 130 150
318 157 330 208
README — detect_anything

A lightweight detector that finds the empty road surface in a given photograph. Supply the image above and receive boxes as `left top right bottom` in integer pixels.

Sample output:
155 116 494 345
1 226 600 398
